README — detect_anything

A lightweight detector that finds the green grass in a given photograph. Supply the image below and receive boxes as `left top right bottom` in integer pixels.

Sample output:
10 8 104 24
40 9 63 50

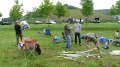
0 23 120 67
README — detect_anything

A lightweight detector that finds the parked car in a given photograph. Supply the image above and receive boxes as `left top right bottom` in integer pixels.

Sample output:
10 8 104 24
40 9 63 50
67 18 75 23
93 17 100 23
0 18 12 25
0 21 2 25
33 21 43 24
47 20 56 24
1 21 12 25
117 20 120 23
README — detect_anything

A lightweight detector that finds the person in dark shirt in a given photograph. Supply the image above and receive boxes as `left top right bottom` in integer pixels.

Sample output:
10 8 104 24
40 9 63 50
14 21 23 46
64 20 71 49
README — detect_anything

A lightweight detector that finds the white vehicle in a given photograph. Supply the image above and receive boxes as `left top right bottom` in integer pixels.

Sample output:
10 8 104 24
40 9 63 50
50 20 56 24
117 20 120 23
33 21 43 24
81 19 84 22
47 19 56 24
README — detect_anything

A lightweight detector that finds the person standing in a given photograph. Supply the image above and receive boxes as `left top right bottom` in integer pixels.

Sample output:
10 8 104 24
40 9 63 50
14 21 23 46
114 30 119 39
64 20 71 49
74 20 82 46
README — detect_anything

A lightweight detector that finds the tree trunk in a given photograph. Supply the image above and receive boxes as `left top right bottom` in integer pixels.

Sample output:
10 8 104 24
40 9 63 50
85 17 88 23
58 17 61 24
47 18 50 27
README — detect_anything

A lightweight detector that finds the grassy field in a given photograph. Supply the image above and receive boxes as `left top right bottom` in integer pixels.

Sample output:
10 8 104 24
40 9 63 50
0 23 120 67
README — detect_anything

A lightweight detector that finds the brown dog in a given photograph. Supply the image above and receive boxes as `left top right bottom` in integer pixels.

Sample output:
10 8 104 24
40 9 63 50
19 37 41 55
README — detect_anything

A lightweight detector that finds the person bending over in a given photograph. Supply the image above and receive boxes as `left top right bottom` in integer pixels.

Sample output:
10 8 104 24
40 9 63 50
84 33 100 52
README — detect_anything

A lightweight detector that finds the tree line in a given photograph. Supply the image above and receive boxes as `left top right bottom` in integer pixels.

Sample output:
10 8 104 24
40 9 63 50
1 0 120 23
0 0 94 23
110 0 120 19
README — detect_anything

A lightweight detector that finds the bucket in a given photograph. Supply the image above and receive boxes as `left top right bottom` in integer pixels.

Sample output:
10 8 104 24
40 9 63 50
45 29 51 35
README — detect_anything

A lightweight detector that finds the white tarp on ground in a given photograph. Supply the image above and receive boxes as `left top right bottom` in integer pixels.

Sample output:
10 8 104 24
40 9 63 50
58 48 102 60
109 50 120 55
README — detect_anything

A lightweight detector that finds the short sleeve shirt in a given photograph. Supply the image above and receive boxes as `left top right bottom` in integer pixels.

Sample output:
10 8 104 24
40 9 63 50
64 24 71 35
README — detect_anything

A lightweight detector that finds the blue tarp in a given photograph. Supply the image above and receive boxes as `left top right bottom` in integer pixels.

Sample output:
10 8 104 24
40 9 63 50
100 37 109 44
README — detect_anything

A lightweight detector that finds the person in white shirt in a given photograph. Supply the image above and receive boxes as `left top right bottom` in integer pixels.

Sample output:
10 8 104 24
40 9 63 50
114 30 119 39
74 20 82 46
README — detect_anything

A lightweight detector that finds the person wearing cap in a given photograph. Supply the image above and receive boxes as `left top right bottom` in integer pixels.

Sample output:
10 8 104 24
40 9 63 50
74 20 82 46
14 21 23 46
64 20 71 49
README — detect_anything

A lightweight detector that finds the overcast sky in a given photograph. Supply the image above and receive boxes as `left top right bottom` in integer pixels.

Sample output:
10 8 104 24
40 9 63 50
0 0 118 18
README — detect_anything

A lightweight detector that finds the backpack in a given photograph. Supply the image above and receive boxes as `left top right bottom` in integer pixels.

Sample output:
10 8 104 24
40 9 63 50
53 36 60 43
113 40 120 47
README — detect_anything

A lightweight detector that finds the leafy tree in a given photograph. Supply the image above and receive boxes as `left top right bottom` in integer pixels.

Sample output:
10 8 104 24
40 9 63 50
0 12 2 18
38 0 54 18
25 12 33 19
110 0 120 20
55 1 69 23
116 0 120 14
25 8 43 19
63 4 78 9
80 0 94 23
37 0 54 26
110 5 117 17
32 8 43 18
110 5 118 22
9 0 23 22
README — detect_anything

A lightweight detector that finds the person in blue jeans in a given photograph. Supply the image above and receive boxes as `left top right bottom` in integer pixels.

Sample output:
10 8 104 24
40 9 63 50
64 20 71 49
